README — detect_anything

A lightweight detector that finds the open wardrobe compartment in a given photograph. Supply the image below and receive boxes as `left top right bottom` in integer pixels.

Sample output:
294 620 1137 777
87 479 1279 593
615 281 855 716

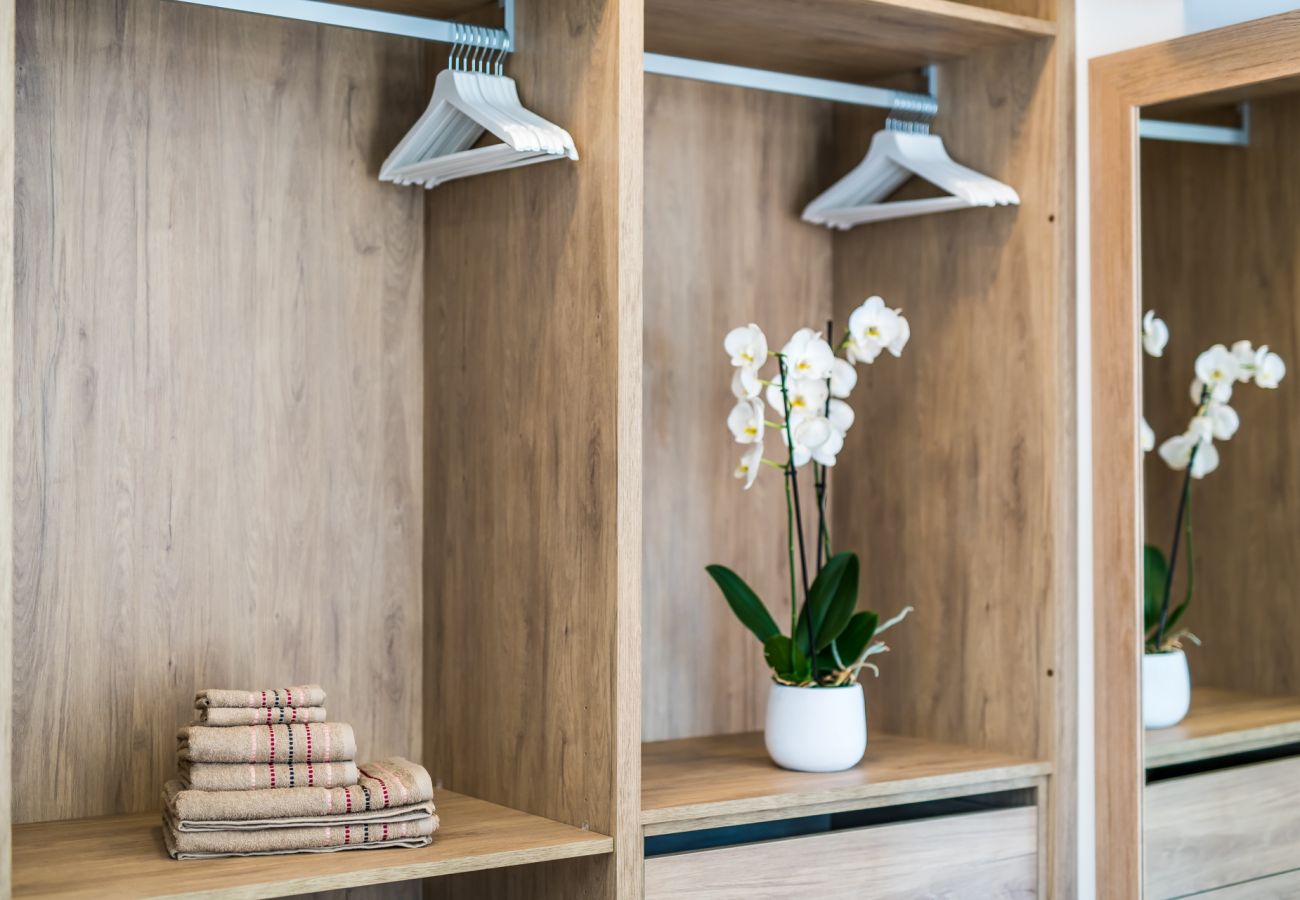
0 0 1075 896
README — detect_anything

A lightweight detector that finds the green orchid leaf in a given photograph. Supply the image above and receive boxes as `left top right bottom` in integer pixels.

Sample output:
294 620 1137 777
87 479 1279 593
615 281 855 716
832 610 879 664
1143 544 1169 636
764 634 811 682
706 564 780 644
796 552 859 654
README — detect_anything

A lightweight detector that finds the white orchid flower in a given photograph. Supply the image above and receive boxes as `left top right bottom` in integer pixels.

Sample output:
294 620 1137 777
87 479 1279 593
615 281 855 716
734 442 763 490
887 315 911 358
726 400 765 445
724 323 768 369
846 296 905 365
1231 340 1258 381
766 377 829 419
829 357 857 398
1158 431 1220 479
1142 311 1169 357
1255 347 1286 389
782 329 835 381
810 426 844 467
1190 377 1232 405
1141 417 1155 453
827 398 854 435
782 413 832 467
1202 402 1239 441
1195 344 1242 394
731 367 761 401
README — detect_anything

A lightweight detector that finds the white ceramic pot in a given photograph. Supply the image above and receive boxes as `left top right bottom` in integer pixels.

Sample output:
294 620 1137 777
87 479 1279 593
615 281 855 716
1143 649 1191 729
764 682 867 772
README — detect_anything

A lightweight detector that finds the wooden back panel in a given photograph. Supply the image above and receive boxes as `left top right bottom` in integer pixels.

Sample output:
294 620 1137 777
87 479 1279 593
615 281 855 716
0 0 13 883
1140 91 1300 697
12 0 427 821
641 75 833 742
829 35 1074 893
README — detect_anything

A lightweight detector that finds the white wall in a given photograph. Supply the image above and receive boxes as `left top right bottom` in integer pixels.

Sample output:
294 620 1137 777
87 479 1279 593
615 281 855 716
1073 2 1300 897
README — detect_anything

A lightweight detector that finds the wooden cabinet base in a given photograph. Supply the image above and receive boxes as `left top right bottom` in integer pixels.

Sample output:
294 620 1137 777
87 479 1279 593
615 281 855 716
644 806 1037 899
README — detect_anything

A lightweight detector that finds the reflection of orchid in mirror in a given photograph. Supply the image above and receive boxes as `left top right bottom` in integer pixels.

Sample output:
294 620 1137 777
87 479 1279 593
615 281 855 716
1140 310 1285 653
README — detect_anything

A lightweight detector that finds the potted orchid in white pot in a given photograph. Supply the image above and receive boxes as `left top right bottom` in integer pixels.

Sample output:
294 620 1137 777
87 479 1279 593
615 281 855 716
709 297 913 773
1141 311 1285 728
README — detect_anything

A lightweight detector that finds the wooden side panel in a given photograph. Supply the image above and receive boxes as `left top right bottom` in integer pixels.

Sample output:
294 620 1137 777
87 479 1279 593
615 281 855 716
12 0 425 823
1145 757 1300 898
422 0 641 894
644 806 1038 899
0 0 13 885
641 75 834 742
1139 92 1300 697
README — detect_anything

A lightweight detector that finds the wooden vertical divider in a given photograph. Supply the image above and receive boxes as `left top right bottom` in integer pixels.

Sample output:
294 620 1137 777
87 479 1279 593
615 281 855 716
0 0 13 887
422 0 642 894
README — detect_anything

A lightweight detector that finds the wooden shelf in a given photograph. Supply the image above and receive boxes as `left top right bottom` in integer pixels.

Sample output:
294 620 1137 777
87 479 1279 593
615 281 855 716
1145 688 1300 769
646 0 1057 83
12 790 613 899
642 731 1049 835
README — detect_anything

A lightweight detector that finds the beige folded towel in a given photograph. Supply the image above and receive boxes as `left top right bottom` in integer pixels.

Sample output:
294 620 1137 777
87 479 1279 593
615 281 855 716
163 812 437 859
179 760 360 791
195 685 326 709
166 757 432 824
194 706 328 726
177 722 356 764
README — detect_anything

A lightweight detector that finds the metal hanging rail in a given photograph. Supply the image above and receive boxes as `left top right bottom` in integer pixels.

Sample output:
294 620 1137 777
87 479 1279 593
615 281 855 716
644 53 939 115
171 0 514 49
172 1 945 114
1139 104 1250 146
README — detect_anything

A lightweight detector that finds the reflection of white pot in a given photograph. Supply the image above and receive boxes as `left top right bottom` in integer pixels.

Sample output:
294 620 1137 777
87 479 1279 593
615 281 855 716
1143 650 1191 729
764 682 867 772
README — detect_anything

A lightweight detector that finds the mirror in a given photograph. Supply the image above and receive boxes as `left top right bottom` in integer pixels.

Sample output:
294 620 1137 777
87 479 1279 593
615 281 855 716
1138 83 1300 897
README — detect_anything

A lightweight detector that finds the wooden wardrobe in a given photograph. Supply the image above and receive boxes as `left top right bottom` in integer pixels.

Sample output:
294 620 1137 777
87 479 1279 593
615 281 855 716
0 0 1076 896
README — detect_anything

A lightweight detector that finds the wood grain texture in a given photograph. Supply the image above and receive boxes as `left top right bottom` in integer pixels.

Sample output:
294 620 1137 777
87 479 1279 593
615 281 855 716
12 0 425 822
1145 688 1300 768
1140 91 1300 699
343 0 496 19
829 33 1075 894
421 0 642 895
642 731 1048 832
1145 757 1300 899
1188 868 1300 898
644 0 1054 83
10 790 612 899
644 806 1038 899
641 75 833 743
1089 15 1300 895
0 0 14 887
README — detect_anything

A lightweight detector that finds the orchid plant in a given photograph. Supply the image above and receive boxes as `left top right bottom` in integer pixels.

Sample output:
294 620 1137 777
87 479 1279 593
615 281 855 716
1141 310 1286 653
708 297 913 688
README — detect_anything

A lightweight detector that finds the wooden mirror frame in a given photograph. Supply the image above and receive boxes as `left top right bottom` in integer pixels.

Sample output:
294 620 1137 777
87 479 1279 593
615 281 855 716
1090 11 1300 898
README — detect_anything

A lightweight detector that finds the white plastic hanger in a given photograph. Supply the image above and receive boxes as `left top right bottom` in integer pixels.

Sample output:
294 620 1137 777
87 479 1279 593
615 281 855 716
380 26 578 190
802 109 1018 229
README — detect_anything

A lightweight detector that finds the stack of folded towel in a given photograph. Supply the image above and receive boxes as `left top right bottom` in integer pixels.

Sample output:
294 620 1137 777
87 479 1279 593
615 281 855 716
162 684 439 859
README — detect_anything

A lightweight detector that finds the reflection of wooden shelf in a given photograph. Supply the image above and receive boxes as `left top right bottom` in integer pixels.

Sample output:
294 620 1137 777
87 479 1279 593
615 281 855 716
13 790 612 899
646 0 1057 83
642 731 1049 835
1145 688 1300 768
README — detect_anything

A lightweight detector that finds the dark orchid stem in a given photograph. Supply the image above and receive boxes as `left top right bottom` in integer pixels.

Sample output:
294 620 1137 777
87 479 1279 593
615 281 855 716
777 355 812 675
1155 449 1195 650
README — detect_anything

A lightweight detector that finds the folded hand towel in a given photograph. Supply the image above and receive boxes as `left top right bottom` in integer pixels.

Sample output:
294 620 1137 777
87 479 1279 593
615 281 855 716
163 812 437 859
177 722 356 764
166 757 433 824
179 760 360 791
194 685 326 709
194 706 327 726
